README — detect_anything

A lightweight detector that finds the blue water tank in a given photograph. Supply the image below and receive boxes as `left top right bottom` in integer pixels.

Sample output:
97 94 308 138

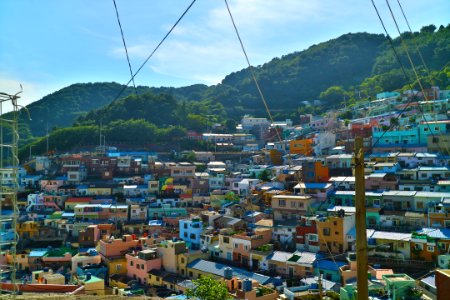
224 267 233 280
242 279 252 292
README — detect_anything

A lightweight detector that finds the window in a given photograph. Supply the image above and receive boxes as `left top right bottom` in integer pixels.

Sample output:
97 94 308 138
130 261 134 266
308 234 318 242
398 242 405 248
234 244 238 248
417 202 423 209
298 202 304 208
427 246 434 252
278 199 286 207
291 201 297 208
189 272 193 277
116 265 122 271
141 264 144 269
181 258 185 264
323 228 330 236
137 264 140 269
415 244 423 250
445 220 450 228
439 243 446 250
223 237 230 244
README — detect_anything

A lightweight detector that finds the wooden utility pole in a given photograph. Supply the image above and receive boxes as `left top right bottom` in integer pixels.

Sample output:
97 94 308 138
354 137 368 300
318 273 323 300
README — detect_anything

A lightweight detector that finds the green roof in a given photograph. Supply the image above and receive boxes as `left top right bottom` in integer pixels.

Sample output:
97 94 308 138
44 247 77 257
48 211 63 219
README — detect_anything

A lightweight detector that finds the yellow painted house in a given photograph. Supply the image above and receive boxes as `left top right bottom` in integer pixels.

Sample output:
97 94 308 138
16 221 39 239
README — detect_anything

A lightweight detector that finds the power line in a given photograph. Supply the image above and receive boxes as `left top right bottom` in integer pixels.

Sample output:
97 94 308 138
112 0 137 94
223 0 283 144
368 0 448 156
395 0 434 86
383 0 450 155
110 0 197 104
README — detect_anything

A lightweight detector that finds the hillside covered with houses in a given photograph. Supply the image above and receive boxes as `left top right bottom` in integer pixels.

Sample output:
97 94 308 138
0 83 449 299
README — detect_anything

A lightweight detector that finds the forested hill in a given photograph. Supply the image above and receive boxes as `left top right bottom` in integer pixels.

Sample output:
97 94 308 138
11 24 450 141
8 82 209 138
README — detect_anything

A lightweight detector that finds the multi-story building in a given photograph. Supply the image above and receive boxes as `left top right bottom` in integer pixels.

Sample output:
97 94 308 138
125 249 161 285
271 195 314 221
179 217 203 250
316 214 355 254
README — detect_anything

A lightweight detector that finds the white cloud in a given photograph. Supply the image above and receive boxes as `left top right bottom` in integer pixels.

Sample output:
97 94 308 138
0 75 54 113
106 0 441 86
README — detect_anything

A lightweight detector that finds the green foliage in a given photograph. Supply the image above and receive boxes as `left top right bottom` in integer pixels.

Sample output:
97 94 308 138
258 169 271 181
319 86 350 105
186 275 231 300
11 24 449 154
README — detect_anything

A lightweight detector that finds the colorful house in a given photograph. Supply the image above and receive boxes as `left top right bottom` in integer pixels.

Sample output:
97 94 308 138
126 249 161 285
316 214 355 254
410 228 450 262
271 195 314 221
289 139 313 156
179 217 203 250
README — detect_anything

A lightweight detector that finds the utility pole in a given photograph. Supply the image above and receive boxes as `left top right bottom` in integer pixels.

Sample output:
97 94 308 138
354 136 368 300
317 273 323 300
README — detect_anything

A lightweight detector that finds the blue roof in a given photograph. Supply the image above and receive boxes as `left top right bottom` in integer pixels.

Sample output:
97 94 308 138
187 259 272 285
29 249 48 257
314 259 346 271
305 183 330 189
417 228 450 239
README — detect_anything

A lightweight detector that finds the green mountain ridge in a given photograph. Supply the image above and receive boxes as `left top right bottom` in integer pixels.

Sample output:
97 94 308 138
11 24 450 147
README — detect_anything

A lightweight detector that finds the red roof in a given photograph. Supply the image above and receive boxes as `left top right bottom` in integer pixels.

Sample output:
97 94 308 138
66 197 92 203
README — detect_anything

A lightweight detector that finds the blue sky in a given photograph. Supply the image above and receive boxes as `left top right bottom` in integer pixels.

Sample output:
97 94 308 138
0 0 449 111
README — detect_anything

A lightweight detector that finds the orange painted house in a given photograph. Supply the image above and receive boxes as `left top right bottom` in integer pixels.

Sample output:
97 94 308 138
410 229 450 262
290 139 313 156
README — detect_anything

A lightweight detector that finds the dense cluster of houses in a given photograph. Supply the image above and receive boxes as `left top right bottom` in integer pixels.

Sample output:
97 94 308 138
0 88 449 299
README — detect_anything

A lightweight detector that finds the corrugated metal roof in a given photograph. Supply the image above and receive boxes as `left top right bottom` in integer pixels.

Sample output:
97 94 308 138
287 251 318 265
417 228 450 239
267 251 292 263
415 192 450 198
367 230 411 241
187 259 272 285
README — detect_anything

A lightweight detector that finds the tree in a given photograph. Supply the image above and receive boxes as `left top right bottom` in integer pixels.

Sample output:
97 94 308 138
319 86 350 105
186 275 231 300
258 169 271 181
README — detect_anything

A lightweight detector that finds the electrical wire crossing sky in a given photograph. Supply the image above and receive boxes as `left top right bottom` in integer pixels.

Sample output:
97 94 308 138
0 0 449 109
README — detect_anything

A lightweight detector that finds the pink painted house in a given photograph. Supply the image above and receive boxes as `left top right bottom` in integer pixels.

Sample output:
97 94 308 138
40 179 65 193
99 235 156 258
125 249 161 285
365 173 398 191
